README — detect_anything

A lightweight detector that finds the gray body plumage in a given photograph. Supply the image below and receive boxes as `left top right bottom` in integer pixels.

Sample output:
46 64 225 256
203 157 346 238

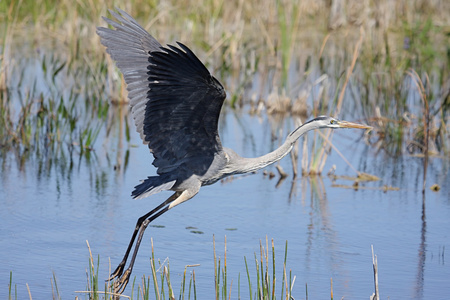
97 8 371 294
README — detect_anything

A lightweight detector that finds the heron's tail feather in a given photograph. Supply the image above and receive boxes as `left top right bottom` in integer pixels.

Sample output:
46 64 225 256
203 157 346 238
132 176 176 199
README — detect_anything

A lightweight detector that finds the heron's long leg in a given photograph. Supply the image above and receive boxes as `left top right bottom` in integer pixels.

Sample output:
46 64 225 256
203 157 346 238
113 204 172 294
108 192 181 281
111 188 198 294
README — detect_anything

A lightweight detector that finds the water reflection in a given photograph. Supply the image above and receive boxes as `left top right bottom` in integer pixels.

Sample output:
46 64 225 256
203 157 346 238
414 193 426 299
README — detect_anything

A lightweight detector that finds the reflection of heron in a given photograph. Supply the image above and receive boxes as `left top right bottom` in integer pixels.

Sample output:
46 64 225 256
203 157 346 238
97 8 371 293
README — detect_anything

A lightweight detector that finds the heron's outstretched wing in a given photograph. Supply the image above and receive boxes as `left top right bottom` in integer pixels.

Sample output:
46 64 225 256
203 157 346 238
96 8 162 143
145 43 227 174
98 9 227 176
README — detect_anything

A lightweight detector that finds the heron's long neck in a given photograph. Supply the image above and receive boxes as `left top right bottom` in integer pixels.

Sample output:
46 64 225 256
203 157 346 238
233 121 318 174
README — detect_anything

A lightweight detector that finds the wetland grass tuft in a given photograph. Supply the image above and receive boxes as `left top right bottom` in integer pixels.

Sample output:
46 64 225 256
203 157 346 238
242 238 293 300
68 237 296 299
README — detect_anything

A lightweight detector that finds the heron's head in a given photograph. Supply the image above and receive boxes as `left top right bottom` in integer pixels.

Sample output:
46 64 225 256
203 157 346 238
311 116 372 130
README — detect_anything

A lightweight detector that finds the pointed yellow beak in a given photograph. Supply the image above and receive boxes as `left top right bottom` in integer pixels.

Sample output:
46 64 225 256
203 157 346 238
337 120 372 130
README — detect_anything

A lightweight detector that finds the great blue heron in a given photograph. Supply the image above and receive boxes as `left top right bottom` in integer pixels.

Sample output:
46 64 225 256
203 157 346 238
97 8 371 293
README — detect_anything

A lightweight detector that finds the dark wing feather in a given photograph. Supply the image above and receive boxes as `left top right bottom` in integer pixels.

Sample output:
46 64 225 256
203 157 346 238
145 42 226 175
96 8 162 143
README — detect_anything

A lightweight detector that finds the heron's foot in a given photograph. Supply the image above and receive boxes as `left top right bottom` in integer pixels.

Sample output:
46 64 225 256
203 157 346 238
112 268 131 295
107 261 126 282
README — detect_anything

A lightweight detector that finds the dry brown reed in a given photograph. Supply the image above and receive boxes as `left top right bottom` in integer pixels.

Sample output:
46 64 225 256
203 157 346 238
370 245 380 300
407 69 430 194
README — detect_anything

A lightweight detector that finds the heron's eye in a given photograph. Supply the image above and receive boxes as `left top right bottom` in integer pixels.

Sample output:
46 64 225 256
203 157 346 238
330 120 336 125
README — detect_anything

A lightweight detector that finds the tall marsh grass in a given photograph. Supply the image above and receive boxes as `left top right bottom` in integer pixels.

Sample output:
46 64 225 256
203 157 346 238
79 237 295 300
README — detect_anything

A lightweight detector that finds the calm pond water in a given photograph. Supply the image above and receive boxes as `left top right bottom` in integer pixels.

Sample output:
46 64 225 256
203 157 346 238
1 109 449 299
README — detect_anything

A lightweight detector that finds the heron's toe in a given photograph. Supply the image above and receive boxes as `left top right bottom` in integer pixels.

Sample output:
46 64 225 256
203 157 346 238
107 262 126 282
113 269 131 295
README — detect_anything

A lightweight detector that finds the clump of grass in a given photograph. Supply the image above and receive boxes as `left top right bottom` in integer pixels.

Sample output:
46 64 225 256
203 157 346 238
246 239 294 300
353 16 449 157
276 0 302 90
75 241 129 300
213 236 294 300
147 238 198 300
74 237 295 299
1 1 117 168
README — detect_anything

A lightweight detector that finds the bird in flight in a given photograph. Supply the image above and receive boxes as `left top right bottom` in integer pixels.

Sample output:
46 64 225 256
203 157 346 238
97 8 371 294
